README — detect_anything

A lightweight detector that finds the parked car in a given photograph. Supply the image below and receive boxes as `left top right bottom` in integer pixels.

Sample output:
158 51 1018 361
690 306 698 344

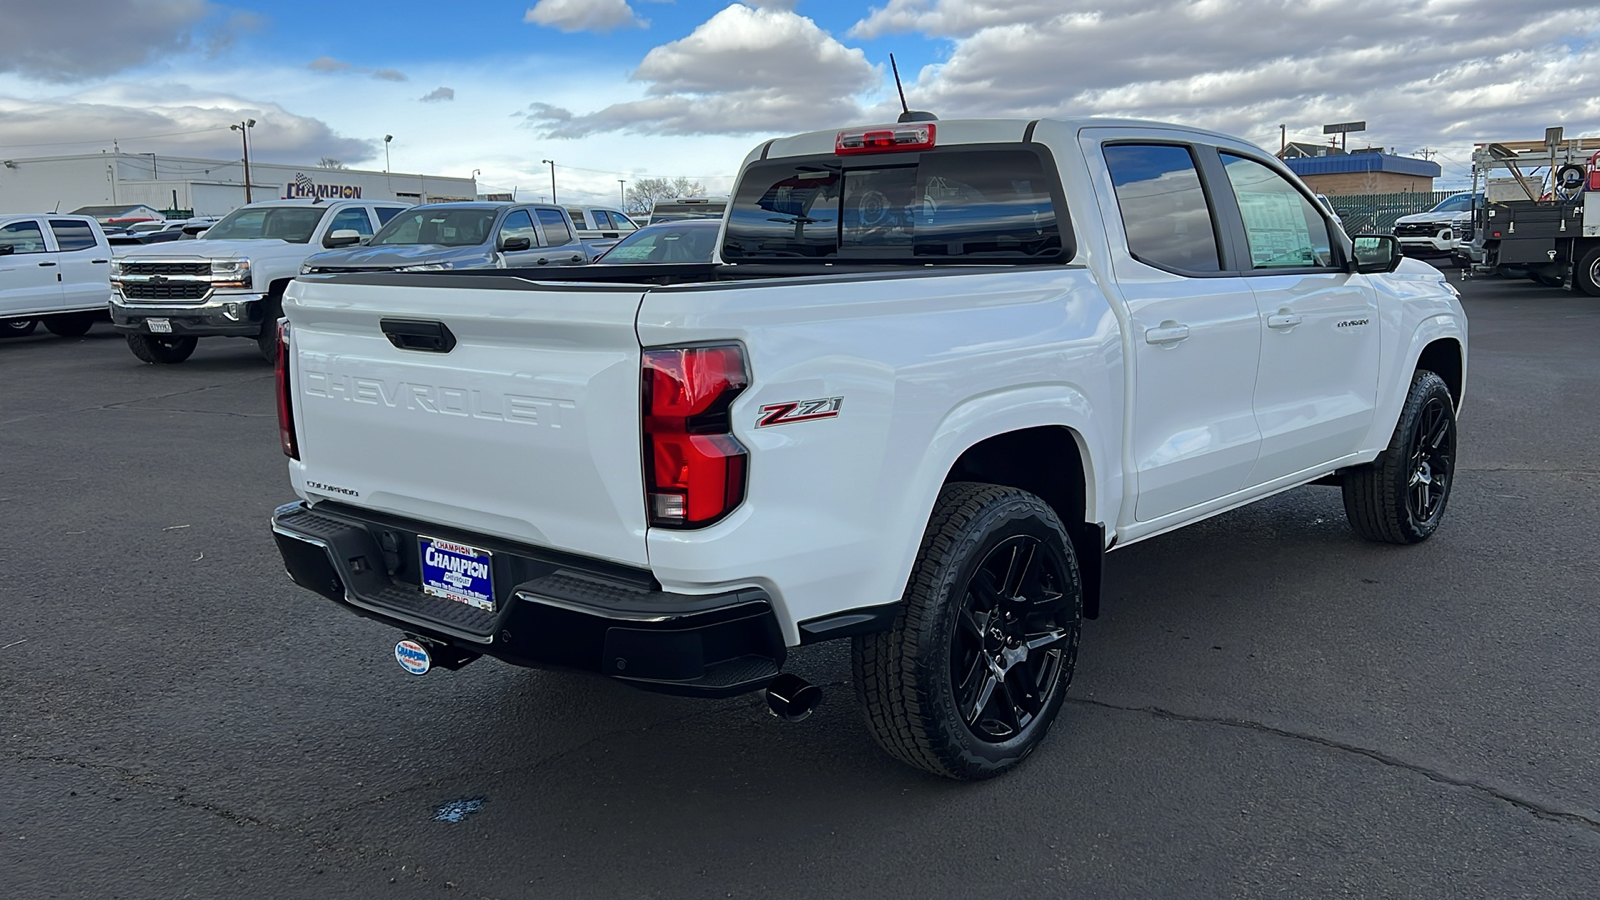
269 116 1467 780
1314 193 1344 231
109 198 409 364
108 217 222 250
0 213 113 338
301 202 592 275
593 219 720 264
1393 192 1483 263
564 205 638 252
645 196 728 225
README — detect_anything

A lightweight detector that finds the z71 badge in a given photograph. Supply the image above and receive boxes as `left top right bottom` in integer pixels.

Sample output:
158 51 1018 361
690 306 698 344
757 397 843 427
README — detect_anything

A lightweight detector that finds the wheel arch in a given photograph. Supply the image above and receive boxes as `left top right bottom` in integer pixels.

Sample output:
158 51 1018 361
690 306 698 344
941 423 1107 619
1416 337 1464 409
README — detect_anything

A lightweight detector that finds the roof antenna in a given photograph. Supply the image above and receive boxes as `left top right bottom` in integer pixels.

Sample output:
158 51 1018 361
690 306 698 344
890 54 937 124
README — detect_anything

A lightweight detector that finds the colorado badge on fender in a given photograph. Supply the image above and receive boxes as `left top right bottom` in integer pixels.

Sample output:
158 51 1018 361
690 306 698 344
395 639 432 675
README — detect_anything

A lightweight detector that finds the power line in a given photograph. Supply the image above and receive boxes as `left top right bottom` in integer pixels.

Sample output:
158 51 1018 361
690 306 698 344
0 125 232 151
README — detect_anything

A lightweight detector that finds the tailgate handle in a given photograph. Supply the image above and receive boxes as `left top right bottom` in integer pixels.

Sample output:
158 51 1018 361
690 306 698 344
380 318 457 353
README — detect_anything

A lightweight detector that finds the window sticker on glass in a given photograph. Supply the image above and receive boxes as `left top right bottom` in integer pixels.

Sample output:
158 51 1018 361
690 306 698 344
1220 154 1332 269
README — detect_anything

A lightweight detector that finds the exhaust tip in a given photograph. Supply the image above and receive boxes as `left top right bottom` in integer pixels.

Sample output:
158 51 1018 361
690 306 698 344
765 672 821 722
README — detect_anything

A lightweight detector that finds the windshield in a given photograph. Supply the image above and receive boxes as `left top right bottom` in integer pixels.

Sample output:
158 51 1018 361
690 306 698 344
599 222 720 264
204 206 329 243
370 208 499 247
1430 194 1477 213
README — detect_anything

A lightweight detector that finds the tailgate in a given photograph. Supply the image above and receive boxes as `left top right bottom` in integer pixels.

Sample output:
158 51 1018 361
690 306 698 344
284 275 649 567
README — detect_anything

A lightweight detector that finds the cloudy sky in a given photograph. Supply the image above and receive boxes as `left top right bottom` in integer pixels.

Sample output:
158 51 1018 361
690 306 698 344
2 0 1598 204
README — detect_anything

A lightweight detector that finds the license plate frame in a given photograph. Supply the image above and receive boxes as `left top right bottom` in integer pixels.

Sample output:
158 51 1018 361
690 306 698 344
418 536 495 612
146 318 172 334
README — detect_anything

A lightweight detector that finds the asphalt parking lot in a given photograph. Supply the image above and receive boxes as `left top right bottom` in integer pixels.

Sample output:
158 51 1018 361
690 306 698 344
3 273 1598 899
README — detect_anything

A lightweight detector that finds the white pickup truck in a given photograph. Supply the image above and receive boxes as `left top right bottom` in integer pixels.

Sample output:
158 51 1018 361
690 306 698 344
270 117 1467 780
110 198 408 363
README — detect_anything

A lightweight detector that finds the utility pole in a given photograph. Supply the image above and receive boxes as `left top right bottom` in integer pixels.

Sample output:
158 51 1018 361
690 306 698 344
1280 124 1286 156
618 179 626 209
230 119 256 203
542 159 556 204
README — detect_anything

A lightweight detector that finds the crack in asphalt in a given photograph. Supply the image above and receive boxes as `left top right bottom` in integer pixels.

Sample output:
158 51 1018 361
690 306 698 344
13 751 273 829
0 376 272 427
1069 697 1600 833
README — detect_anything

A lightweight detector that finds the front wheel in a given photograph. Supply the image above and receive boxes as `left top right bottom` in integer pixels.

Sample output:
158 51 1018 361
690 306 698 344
2 318 38 338
853 483 1082 780
1342 370 1457 544
126 333 198 364
43 312 97 337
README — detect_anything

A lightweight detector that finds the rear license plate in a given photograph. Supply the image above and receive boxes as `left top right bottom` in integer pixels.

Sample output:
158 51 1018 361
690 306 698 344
418 537 495 612
147 318 172 333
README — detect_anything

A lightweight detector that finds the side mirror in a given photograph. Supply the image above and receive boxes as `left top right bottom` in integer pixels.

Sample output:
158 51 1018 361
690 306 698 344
500 236 532 252
1350 234 1403 274
324 228 363 248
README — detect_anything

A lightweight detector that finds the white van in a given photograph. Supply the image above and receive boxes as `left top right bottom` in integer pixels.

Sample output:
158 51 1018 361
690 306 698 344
645 196 728 225
0 214 112 338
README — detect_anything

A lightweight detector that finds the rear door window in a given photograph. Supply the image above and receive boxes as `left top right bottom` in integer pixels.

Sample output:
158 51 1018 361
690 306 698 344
722 148 1067 263
1102 144 1222 273
536 208 573 245
49 219 99 251
565 208 590 230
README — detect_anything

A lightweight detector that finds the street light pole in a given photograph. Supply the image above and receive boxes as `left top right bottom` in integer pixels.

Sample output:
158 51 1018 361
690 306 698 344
230 119 256 203
384 135 393 173
541 159 556 204
618 179 626 209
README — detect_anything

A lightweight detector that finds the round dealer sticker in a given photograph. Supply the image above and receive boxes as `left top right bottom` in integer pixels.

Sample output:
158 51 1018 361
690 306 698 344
395 639 431 675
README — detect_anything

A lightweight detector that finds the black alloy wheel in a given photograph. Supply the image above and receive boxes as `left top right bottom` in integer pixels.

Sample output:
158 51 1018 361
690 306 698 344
1404 392 1455 529
950 535 1074 742
1342 369 1457 544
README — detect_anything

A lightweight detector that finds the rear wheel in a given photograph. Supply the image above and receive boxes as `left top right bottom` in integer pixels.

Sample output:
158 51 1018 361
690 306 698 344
1577 247 1600 298
43 312 96 336
126 333 197 364
853 483 1082 780
1342 370 1456 544
2 318 38 337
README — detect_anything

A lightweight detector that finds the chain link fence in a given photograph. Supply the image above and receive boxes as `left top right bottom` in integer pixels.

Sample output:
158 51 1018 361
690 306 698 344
1321 191 1455 235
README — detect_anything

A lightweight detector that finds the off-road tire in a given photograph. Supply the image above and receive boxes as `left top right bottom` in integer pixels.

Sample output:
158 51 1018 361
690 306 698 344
43 312 96 337
852 482 1082 780
2 318 38 337
1577 247 1600 298
1342 370 1456 544
126 333 197 365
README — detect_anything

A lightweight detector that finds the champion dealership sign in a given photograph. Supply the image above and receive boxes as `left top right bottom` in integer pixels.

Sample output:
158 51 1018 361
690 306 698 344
283 172 363 200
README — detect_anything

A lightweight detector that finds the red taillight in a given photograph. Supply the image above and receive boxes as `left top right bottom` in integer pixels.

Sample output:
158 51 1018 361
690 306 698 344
836 123 936 155
642 345 748 527
275 320 298 460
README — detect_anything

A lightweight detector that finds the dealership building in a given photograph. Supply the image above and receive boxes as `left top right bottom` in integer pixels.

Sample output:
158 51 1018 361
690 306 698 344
0 152 477 218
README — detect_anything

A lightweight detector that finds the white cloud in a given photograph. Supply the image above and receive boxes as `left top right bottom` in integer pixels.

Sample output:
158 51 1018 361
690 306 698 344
0 0 246 81
0 84 373 163
420 87 456 102
851 0 1072 38
529 3 879 137
876 0 1600 178
306 56 409 82
307 56 351 72
523 0 647 33
371 68 408 82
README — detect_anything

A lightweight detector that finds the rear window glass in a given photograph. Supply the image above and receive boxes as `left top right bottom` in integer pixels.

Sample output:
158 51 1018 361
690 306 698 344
722 149 1066 263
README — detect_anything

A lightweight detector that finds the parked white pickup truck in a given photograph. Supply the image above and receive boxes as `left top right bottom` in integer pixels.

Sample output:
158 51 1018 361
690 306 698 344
270 117 1467 779
110 198 408 364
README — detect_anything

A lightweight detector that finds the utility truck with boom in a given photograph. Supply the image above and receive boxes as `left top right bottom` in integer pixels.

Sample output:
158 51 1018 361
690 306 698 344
270 115 1467 779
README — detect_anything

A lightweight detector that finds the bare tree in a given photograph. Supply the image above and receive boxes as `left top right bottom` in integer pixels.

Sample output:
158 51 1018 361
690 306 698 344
624 176 709 215
317 157 347 170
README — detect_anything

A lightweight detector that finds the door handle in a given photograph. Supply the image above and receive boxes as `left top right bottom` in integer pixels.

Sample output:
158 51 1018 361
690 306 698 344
38 261 57 267
536 258 549 265
1144 322 1190 345
91 259 109 264
1267 312 1303 330
570 255 584 263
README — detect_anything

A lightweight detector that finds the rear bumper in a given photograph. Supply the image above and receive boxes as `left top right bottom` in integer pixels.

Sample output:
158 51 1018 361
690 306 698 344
270 501 786 697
